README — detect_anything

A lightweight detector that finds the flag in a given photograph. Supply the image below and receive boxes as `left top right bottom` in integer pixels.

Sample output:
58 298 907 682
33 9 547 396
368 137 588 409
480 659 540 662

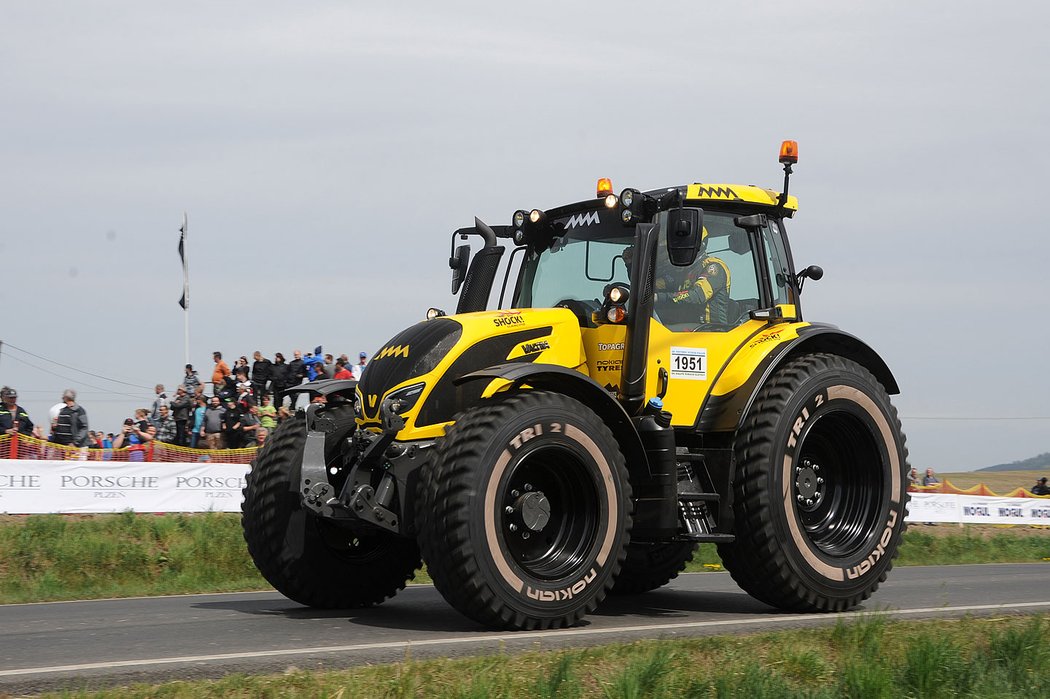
178 213 189 310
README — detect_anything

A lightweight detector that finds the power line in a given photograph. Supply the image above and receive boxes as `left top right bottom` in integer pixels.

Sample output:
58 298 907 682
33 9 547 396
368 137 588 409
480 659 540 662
0 341 152 390
0 352 142 400
902 416 1050 421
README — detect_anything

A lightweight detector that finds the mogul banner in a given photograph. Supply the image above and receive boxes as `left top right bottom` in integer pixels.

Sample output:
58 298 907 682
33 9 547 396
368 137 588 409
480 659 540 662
907 492 1050 526
0 459 250 514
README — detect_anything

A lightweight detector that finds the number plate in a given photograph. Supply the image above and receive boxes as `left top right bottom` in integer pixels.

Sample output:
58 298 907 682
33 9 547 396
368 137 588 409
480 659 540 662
670 346 707 381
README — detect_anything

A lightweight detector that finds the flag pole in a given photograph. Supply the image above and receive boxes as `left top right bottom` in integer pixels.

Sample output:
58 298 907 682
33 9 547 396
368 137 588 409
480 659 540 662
179 212 190 368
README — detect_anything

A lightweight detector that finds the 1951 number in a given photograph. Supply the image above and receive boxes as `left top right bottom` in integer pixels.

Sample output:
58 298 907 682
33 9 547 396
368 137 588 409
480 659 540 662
673 355 703 372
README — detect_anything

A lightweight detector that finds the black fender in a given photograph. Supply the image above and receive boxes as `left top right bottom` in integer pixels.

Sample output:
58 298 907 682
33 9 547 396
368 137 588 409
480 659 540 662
697 324 899 434
456 363 650 482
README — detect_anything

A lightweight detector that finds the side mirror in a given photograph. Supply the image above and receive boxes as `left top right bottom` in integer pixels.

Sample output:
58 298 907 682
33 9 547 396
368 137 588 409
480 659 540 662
666 207 705 267
450 244 470 294
797 265 823 282
795 264 823 293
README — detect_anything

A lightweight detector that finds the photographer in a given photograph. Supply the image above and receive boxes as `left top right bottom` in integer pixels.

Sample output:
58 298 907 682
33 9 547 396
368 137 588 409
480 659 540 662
113 416 153 462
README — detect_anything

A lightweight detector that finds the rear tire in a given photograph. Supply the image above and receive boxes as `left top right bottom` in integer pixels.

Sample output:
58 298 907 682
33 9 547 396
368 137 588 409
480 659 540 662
242 406 420 608
418 391 631 630
718 353 909 611
610 541 698 595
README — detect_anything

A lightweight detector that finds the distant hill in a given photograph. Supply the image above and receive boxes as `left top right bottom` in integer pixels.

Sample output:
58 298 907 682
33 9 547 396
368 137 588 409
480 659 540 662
977 452 1050 472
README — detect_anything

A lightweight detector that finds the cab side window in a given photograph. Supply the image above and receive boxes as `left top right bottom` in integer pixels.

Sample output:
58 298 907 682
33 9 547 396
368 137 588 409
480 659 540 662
762 220 794 306
655 212 763 332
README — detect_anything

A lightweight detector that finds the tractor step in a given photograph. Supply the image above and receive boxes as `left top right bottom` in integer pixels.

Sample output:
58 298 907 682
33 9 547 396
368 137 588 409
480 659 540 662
677 491 719 503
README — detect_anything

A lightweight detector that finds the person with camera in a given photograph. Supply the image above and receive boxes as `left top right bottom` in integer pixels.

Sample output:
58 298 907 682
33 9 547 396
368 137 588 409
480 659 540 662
113 415 153 461
170 386 193 446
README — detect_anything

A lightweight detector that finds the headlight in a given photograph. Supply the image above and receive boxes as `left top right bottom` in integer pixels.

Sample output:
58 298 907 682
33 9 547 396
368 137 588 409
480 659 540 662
385 382 426 415
621 189 634 208
513 210 526 228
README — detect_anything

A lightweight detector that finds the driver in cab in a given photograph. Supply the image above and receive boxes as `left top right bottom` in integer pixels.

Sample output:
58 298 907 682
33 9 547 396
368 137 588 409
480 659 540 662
623 227 731 327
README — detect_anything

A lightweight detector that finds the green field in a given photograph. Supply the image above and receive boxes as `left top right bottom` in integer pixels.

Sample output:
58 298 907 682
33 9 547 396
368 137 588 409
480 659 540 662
1 513 1048 604
937 469 1049 494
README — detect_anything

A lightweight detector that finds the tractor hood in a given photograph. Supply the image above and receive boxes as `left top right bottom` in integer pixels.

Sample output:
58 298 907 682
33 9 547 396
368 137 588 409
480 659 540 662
357 308 586 439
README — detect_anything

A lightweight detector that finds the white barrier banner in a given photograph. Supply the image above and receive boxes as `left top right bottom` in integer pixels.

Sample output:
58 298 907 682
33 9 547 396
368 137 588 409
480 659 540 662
4 460 1049 521
907 492 1050 526
0 459 251 514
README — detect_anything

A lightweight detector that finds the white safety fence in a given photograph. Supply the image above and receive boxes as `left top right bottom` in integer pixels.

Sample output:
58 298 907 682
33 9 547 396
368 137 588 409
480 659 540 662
3 459 1049 521
0 459 250 514
907 492 1050 526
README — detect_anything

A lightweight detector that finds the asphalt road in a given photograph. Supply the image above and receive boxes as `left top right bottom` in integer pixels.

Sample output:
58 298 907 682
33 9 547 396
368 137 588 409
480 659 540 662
2 563 1048 694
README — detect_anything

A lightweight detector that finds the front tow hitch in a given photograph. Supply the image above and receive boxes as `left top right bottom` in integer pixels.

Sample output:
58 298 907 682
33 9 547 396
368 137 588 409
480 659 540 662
298 402 353 519
299 398 417 535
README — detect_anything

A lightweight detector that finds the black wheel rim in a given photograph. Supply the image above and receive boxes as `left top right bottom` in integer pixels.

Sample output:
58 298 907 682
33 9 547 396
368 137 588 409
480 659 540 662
794 408 885 558
500 444 600 580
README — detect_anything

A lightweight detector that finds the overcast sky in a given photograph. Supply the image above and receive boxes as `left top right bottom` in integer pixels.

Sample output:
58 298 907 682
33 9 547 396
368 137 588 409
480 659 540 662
1 2 1047 470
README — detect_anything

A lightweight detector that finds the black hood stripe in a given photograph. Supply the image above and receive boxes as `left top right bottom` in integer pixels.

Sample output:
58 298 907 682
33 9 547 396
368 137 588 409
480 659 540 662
415 326 553 428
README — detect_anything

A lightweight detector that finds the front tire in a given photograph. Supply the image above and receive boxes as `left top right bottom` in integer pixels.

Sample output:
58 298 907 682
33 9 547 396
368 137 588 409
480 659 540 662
718 353 909 611
418 391 632 630
241 406 421 608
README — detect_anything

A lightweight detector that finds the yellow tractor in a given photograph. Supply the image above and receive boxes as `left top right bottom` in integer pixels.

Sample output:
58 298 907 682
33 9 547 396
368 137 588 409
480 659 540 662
242 141 910 630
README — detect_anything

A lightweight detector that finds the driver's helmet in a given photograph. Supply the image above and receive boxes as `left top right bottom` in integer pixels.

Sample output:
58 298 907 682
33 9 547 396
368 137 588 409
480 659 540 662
0 386 15 400
622 226 709 280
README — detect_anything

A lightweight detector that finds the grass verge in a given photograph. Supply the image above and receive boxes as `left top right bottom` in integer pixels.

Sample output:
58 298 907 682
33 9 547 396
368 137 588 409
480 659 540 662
34 613 1050 698
1 514 1048 604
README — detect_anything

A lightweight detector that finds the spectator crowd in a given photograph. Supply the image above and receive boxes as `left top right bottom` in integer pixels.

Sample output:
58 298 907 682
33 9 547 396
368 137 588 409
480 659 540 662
1 347 368 452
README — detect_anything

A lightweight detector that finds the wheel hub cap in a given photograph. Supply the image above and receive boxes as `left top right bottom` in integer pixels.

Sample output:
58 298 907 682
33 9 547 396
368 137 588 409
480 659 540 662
510 491 551 532
795 459 824 511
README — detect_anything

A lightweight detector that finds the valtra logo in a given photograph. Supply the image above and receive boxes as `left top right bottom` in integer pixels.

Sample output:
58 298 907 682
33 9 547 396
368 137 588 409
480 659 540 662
564 211 600 229
375 345 410 360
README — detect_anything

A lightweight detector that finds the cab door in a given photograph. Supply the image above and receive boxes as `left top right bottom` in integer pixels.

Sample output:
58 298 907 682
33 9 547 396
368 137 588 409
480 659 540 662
643 213 795 428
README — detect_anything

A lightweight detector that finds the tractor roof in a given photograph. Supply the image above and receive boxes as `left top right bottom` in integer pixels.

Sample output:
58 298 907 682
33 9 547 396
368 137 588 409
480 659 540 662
680 183 798 212
536 182 798 224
